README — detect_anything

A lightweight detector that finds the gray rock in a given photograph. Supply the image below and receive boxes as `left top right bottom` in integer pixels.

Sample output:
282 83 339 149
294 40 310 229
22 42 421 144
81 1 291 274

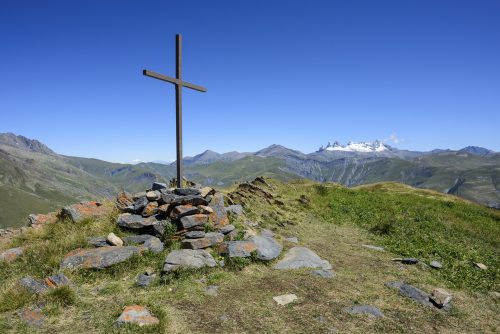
344 305 384 318
186 231 206 239
285 237 299 243
209 193 229 227
218 241 257 258
260 229 275 237
146 190 161 201
174 188 201 196
144 236 164 253
205 232 224 245
132 191 147 200
205 285 219 296
122 235 153 245
0 247 24 262
219 224 235 235
248 235 282 261
137 273 156 288
171 205 200 219
162 194 208 206
60 246 142 269
19 307 45 328
182 238 212 249
152 182 167 191
163 249 217 272
311 269 335 279
180 214 209 229
160 193 181 205
46 273 71 287
115 305 159 326
132 196 149 213
117 213 156 232
385 281 434 307
152 220 173 237
226 205 244 215
274 247 331 270
430 260 443 269
122 235 164 253
361 244 384 251
88 236 109 247
19 277 48 294
402 258 419 264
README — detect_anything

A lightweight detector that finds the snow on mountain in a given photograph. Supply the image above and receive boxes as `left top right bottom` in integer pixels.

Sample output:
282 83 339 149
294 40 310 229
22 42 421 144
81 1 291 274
318 140 389 153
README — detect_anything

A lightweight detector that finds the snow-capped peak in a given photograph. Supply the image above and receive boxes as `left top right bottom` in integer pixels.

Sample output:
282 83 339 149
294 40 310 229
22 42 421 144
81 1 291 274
318 140 389 153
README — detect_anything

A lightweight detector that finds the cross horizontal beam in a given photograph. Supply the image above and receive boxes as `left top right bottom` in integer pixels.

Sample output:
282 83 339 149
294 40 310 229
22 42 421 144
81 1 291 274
143 69 207 92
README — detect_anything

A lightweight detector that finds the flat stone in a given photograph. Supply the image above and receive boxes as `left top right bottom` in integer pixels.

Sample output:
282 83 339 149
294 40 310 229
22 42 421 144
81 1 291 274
175 188 201 196
0 247 23 262
361 244 384 251
273 294 298 306
146 191 161 201
248 235 282 261
226 204 244 215
60 246 142 269
137 273 156 288
182 238 212 249
19 277 48 294
185 231 206 239
199 187 214 197
285 237 299 243
88 236 109 247
116 305 159 327
152 182 167 191
60 201 110 223
142 202 159 217
430 260 443 269
205 232 224 245
45 273 71 287
475 262 487 270
208 193 229 227
344 305 384 318
117 213 156 232
219 224 235 234
198 205 214 214
161 194 208 206
163 249 217 272
311 269 335 279
205 285 219 296
180 214 209 229
218 241 257 258
385 281 434 307
430 288 452 307
19 307 45 328
122 235 164 253
122 235 153 245
171 205 200 219
132 197 149 213
107 232 123 246
274 247 331 270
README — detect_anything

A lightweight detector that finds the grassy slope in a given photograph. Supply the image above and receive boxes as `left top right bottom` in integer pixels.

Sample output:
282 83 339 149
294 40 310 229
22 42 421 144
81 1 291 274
0 180 498 333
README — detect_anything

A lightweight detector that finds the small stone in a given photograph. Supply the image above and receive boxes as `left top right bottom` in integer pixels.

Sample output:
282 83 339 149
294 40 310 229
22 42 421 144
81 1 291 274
106 233 123 246
205 285 219 296
430 288 453 307
163 249 217 272
143 236 164 253
226 205 244 215
475 262 487 270
218 314 229 322
311 269 335 279
137 273 156 288
199 187 214 197
285 237 299 243
217 241 257 258
115 305 159 327
45 273 71 288
19 277 48 294
19 307 45 328
430 261 443 269
146 191 161 201
152 182 168 191
243 229 258 239
385 281 434 307
198 205 214 214
219 224 235 234
273 294 298 306
361 244 384 251
274 247 331 270
0 247 24 262
343 305 384 318
205 232 224 245
185 231 206 239
179 214 209 229
175 188 201 196
248 235 282 261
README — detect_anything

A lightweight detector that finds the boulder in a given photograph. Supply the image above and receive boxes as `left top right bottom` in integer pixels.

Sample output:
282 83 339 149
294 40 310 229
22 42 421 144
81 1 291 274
179 214 209 229
115 305 159 327
60 246 142 269
132 197 149 213
274 247 331 270
60 201 110 223
19 277 48 294
0 247 23 262
208 193 229 227
174 188 201 196
385 281 434 307
218 241 257 258
106 232 123 246
343 305 384 318
248 235 282 261
163 249 217 272
161 194 208 206
152 182 167 191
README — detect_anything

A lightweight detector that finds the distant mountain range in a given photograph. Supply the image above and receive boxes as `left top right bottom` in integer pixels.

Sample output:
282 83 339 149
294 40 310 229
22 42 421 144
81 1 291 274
1 132 499 228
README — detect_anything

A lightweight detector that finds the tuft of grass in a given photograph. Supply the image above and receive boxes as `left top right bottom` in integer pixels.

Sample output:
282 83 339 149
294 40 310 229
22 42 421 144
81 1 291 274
46 286 76 307
0 284 36 312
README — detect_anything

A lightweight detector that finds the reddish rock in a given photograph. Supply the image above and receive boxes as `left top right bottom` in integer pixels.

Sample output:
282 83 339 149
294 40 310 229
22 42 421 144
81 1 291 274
19 307 45 328
60 201 111 223
218 241 257 257
116 192 134 211
158 204 171 215
179 214 209 229
115 305 159 327
28 212 59 228
142 202 159 217
0 247 23 262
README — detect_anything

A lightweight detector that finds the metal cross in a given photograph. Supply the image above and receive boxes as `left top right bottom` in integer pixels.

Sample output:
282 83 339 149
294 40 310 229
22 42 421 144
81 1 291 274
143 34 207 188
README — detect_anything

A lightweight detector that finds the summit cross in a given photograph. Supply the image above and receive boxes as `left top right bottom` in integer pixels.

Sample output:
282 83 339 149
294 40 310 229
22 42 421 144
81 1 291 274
143 34 207 188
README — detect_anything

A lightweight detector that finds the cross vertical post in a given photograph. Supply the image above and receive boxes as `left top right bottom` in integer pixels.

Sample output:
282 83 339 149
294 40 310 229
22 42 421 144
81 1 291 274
143 34 207 189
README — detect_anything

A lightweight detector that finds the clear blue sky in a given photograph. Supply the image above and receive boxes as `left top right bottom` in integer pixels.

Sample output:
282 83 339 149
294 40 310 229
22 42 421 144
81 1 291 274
1 0 499 162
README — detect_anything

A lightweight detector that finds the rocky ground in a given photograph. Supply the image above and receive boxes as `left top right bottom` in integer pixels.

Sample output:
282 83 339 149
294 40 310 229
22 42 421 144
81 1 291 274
0 178 498 333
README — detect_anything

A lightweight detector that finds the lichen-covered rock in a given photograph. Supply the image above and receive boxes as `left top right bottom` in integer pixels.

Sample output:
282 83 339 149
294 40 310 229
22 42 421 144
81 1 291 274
116 192 134 212
19 307 45 328
19 277 48 294
60 201 110 223
179 214 209 229
218 241 257 258
163 249 217 272
60 246 142 269
0 247 23 262
142 202 159 217
117 213 157 232
115 305 159 327
248 235 282 261
28 212 58 228
182 238 212 249
274 247 331 270
45 273 71 288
